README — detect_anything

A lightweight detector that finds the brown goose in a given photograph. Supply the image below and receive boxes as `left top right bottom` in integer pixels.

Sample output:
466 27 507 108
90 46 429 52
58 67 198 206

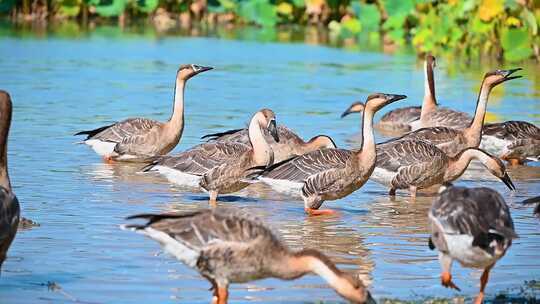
372 139 515 198
428 185 517 304
201 125 337 162
75 64 212 163
144 109 279 205
397 68 522 157
341 55 470 133
409 55 471 130
122 208 374 304
0 91 20 274
253 93 407 215
480 120 540 165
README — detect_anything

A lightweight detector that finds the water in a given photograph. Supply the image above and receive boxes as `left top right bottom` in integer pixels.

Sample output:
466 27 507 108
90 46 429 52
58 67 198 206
1 24 539 303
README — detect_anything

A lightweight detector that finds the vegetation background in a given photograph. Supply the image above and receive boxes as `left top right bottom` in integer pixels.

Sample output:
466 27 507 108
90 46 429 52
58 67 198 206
2 0 539 62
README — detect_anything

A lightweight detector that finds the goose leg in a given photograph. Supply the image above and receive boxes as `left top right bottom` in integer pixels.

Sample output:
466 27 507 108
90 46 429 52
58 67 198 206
409 186 417 200
474 264 493 304
305 207 337 216
209 191 218 207
508 158 521 166
439 253 460 291
389 188 396 196
103 155 115 164
216 285 229 304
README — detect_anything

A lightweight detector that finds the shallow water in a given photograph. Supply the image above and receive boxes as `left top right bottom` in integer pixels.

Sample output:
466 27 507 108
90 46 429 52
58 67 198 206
1 24 539 303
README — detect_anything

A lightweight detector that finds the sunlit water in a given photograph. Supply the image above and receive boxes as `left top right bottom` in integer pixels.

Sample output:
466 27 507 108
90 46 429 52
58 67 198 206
1 24 539 303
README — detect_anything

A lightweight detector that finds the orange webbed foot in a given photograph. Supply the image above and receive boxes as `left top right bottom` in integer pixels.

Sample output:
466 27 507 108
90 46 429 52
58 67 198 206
102 156 115 164
305 208 339 216
441 271 461 291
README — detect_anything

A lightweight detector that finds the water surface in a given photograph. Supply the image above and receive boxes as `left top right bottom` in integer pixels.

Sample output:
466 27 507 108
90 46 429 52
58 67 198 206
1 25 539 303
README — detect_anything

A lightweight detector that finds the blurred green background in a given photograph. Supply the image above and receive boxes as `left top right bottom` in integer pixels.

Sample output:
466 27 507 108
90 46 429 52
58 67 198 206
2 0 539 62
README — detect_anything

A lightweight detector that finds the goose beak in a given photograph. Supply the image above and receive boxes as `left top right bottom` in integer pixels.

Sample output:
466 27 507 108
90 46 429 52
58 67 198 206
365 291 377 304
193 65 213 74
387 94 407 103
501 68 522 81
268 119 279 142
500 172 516 191
340 108 354 118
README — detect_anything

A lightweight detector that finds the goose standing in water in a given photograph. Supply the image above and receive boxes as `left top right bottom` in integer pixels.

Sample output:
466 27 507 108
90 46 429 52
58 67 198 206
144 109 279 205
122 208 374 304
341 55 470 134
428 186 517 304
372 139 515 198
480 120 540 165
0 91 20 274
75 64 212 162
398 68 522 157
253 93 407 216
201 126 337 162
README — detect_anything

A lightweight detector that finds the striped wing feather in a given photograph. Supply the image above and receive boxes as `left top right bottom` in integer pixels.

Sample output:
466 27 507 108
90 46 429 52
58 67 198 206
0 187 20 268
88 118 162 143
132 209 280 250
156 142 250 176
262 148 353 182
377 140 447 188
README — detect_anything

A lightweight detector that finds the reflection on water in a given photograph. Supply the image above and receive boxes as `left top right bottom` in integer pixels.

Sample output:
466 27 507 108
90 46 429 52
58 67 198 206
0 24 539 303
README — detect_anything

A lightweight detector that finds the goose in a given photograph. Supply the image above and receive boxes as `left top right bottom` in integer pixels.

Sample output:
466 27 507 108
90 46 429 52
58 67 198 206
252 93 407 216
75 64 213 162
521 195 540 217
372 139 515 198
480 120 540 165
144 109 279 205
122 208 374 304
408 55 472 131
342 55 472 134
201 125 337 162
397 68 522 158
428 185 517 304
0 91 20 274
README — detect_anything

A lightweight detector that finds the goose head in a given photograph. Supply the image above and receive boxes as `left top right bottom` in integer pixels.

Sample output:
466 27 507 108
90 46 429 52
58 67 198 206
307 135 337 149
341 101 365 118
177 64 213 81
364 93 407 112
485 155 516 191
483 68 522 87
256 109 279 143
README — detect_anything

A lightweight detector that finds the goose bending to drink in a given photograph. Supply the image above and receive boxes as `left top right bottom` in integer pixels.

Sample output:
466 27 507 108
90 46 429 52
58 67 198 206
253 93 407 215
372 139 515 198
398 68 522 158
144 109 279 205
0 91 20 274
75 64 212 162
122 208 375 304
480 120 540 165
428 185 517 304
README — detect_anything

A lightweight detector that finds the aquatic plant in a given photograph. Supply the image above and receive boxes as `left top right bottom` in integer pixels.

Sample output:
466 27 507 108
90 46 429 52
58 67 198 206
2 0 539 62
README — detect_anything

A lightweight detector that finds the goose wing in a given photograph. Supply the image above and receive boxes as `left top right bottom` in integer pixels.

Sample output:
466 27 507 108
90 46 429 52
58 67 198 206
398 127 462 152
151 142 251 176
425 108 472 129
77 118 162 143
483 121 540 139
125 209 278 250
430 186 517 240
262 148 353 182
0 188 20 264
379 106 421 124
203 125 303 146
377 140 447 188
